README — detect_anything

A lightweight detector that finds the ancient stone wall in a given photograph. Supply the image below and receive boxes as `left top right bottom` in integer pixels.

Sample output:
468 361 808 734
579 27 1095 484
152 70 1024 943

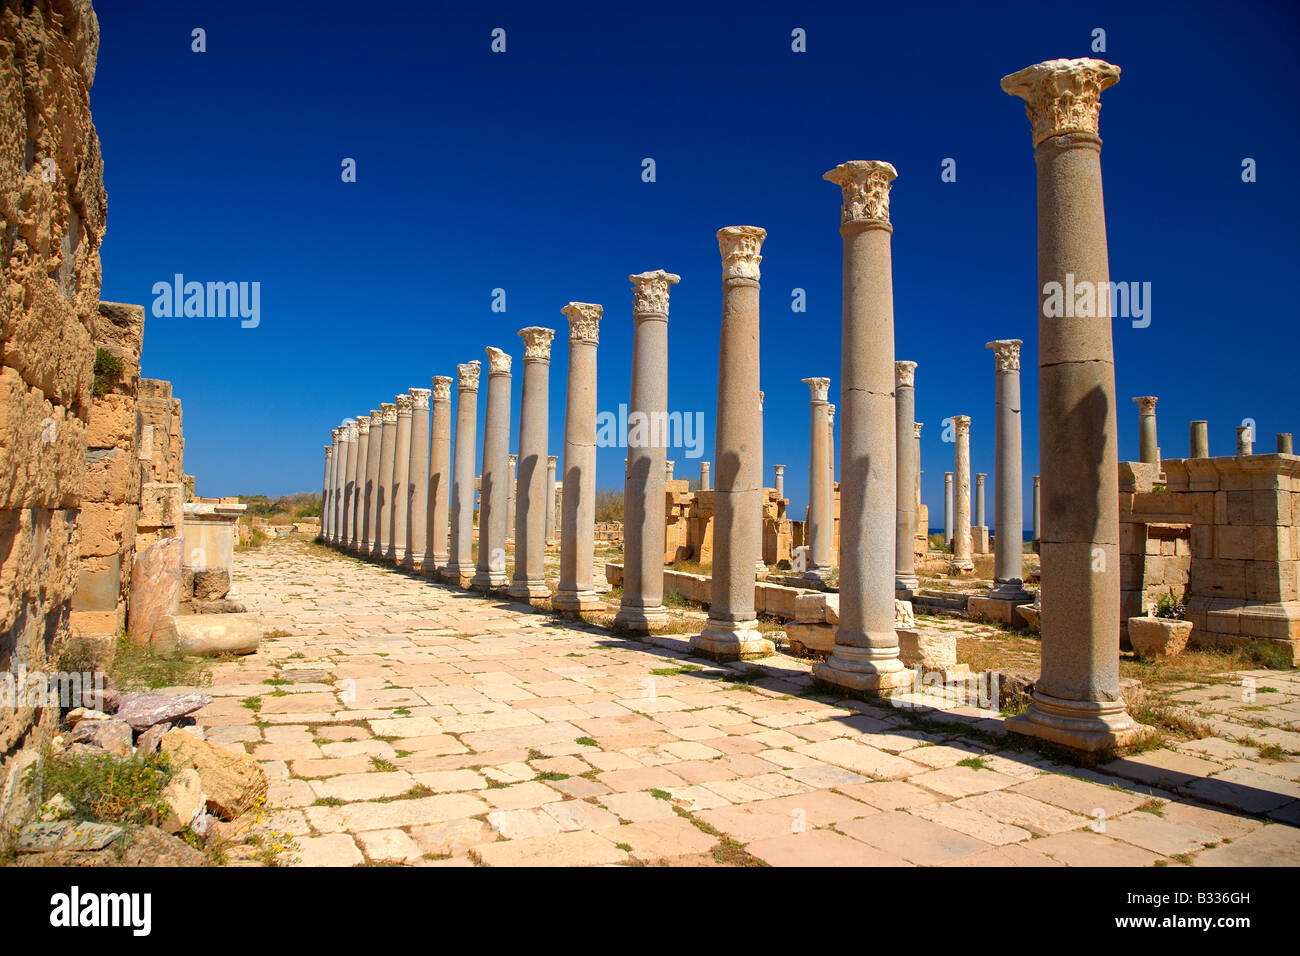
135 378 187 550
662 481 792 567
0 0 106 817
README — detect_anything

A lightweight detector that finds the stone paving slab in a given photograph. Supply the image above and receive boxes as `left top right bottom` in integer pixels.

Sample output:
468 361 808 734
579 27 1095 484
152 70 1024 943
207 540 1300 867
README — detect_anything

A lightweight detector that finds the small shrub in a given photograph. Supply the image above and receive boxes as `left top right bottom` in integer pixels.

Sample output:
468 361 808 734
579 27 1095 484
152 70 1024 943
30 750 173 826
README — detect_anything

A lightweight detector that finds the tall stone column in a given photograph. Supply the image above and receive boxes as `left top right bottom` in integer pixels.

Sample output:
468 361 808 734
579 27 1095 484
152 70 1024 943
1279 433 1294 454
773 464 785 499
508 327 555 601
545 456 558 545
1237 426 1253 456
894 361 918 592
351 415 370 549
827 403 836 501
1032 475 1040 545
814 160 911 694
1133 396 1158 464
975 474 986 528
331 427 345 543
694 226 771 659
1189 421 1209 458
914 423 923 513
950 415 974 573
473 348 512 590
699 461 711 490
363 409 383 553
389 394 413 563
615 270 679 632
341 420 357 549
321 443 333 542
505 455 517 543
943 472 953 545
802 377 833 583
757 389 769 577
405 388 431 568
374 402 397 560
1002 56 1139 750
444 363 479 583
986 339 1031 601
555 302 603 611
424 376 453 570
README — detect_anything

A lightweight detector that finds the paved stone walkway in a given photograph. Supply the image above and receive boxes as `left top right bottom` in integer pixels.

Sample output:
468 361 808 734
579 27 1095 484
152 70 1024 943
194 538 1300 866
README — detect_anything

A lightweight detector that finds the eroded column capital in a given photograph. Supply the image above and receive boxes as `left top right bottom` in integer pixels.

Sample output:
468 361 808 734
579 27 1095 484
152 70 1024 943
802 376 830 402
369 409 383 426
395 394 414 416
952 414 971 435
381 402 398 424
457 362 481 391
409 387 431 409
629 269 681 317
507 453 517 466
986 339 1023 372
894 360 917 388
1132 395 1158 414
485 347 512 376
562 302 603 344
432 375 454 401
774 464 785 475
344 420 358 441
325 445 333 456
357 416 371 435
823 160 898 226
519 326 555 362
717 225 766 281
1000 57 1121 146
548 455 558 466
331 427 342 442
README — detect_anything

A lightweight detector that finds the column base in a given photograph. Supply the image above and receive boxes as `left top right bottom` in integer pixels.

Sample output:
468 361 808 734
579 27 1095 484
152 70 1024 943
755 561 769 580
691 619 774 661
506 580 550 602
439 566 475 588
1006 688 1147 754
947 558 975 575
812 643 915 696
391 547 406 565
553 590 605 612
614 604 667 633
470 570 508 591
421 553 447 576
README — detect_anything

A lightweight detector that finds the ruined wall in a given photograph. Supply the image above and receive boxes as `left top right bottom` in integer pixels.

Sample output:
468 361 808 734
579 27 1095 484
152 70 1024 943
663 482 793 568
135 378 186 551
0 0 105 808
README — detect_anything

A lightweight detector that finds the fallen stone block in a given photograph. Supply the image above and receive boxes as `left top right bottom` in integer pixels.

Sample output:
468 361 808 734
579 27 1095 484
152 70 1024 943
161 768 205 834
114 691 213 731
159 729 267 821
16 820 123 853
898 628 957 670
68 718 133 757
152 613 262 657
785 622 835 654
128 536 183 646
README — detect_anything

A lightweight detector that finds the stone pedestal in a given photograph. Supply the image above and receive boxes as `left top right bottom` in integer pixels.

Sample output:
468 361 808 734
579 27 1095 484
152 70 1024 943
615 270 679 632
389 394 413 563
1001 56 1141 751
895 361 919 592
1134 396 1158 465
986 339 1032 604
812 160 912 695
473 348 512 590
404 388 431 569
694 226 773 660
949 416 974 573
555 303 604 612
425 376 453 571
444 363 480 584
802 376 834 584
508 328 555 602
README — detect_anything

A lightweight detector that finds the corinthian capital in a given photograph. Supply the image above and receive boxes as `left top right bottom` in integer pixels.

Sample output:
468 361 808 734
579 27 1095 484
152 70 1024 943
519 326 555 362
456 362 481 391
409 387 431 410
331 427 342 442
432 375 453 401
894 361 917 388
1132 395 1158 414
395 394 413 416
562 302 602 344
914 421 923 440
485 346 512 375
344 420 358 441
1000 57 1121 146
986 339 1023 373
717 225 766 281
629 269 681 317
952 414 971 436
823 160 898 226
802 377 830 402
381 402 398 424
357 416 371 435
369 409 382 426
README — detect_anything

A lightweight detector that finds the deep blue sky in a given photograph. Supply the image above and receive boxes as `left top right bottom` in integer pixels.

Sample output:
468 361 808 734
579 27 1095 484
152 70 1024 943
91 1 1299 529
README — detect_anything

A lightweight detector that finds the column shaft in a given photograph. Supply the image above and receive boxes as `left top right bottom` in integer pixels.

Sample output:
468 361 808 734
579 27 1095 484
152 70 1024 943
556 303 602 611
509 328 554 600
425 377 453 569
363 410 382 553
351 417 370 549
445 364 480 581
474 349 512 588
405 389 431 568
391 395 413 562
987 340 1030 599
375 403 397 560
803 378 833 581
895 362 918 591
1189 421 1208 458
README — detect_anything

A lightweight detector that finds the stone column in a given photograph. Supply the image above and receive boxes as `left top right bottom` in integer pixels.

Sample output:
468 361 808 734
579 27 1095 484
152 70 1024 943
664 460 675 481
975 475 986 528
332 427 347 543
699 461 711 490
827 403 836 500
1133 396 1158 464
694 226 771 659
1032 475 1040 545
1237 425 1253 456
1002 56 1139 750
555 302 603 611
424 376 453 570
374 402 397 561
802 377 833 583
505 455 517 543
351 415 370 550
943 472 954 545
774 464 785 499
814 160 911 694
405 388 431 568
986 339 1031 601
914 423 923 513
389 394 413 563
321 443 333 542
757 389 769 577
615 270 679 632
508 327 554 601
473 348 512 590
363 409 382 554
444 363 480 583
548 458 560 543
894 361 918 592
1279 433 1294 454
950 415 974 573
341 419 357 549
1189 421 1209 458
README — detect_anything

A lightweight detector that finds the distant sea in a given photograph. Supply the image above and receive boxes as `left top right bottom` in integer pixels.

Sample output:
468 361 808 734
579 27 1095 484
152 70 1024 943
929 528 1033 542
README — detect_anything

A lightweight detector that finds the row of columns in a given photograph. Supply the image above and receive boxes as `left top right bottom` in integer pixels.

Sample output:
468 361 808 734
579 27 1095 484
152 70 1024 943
1140 400 1293 460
